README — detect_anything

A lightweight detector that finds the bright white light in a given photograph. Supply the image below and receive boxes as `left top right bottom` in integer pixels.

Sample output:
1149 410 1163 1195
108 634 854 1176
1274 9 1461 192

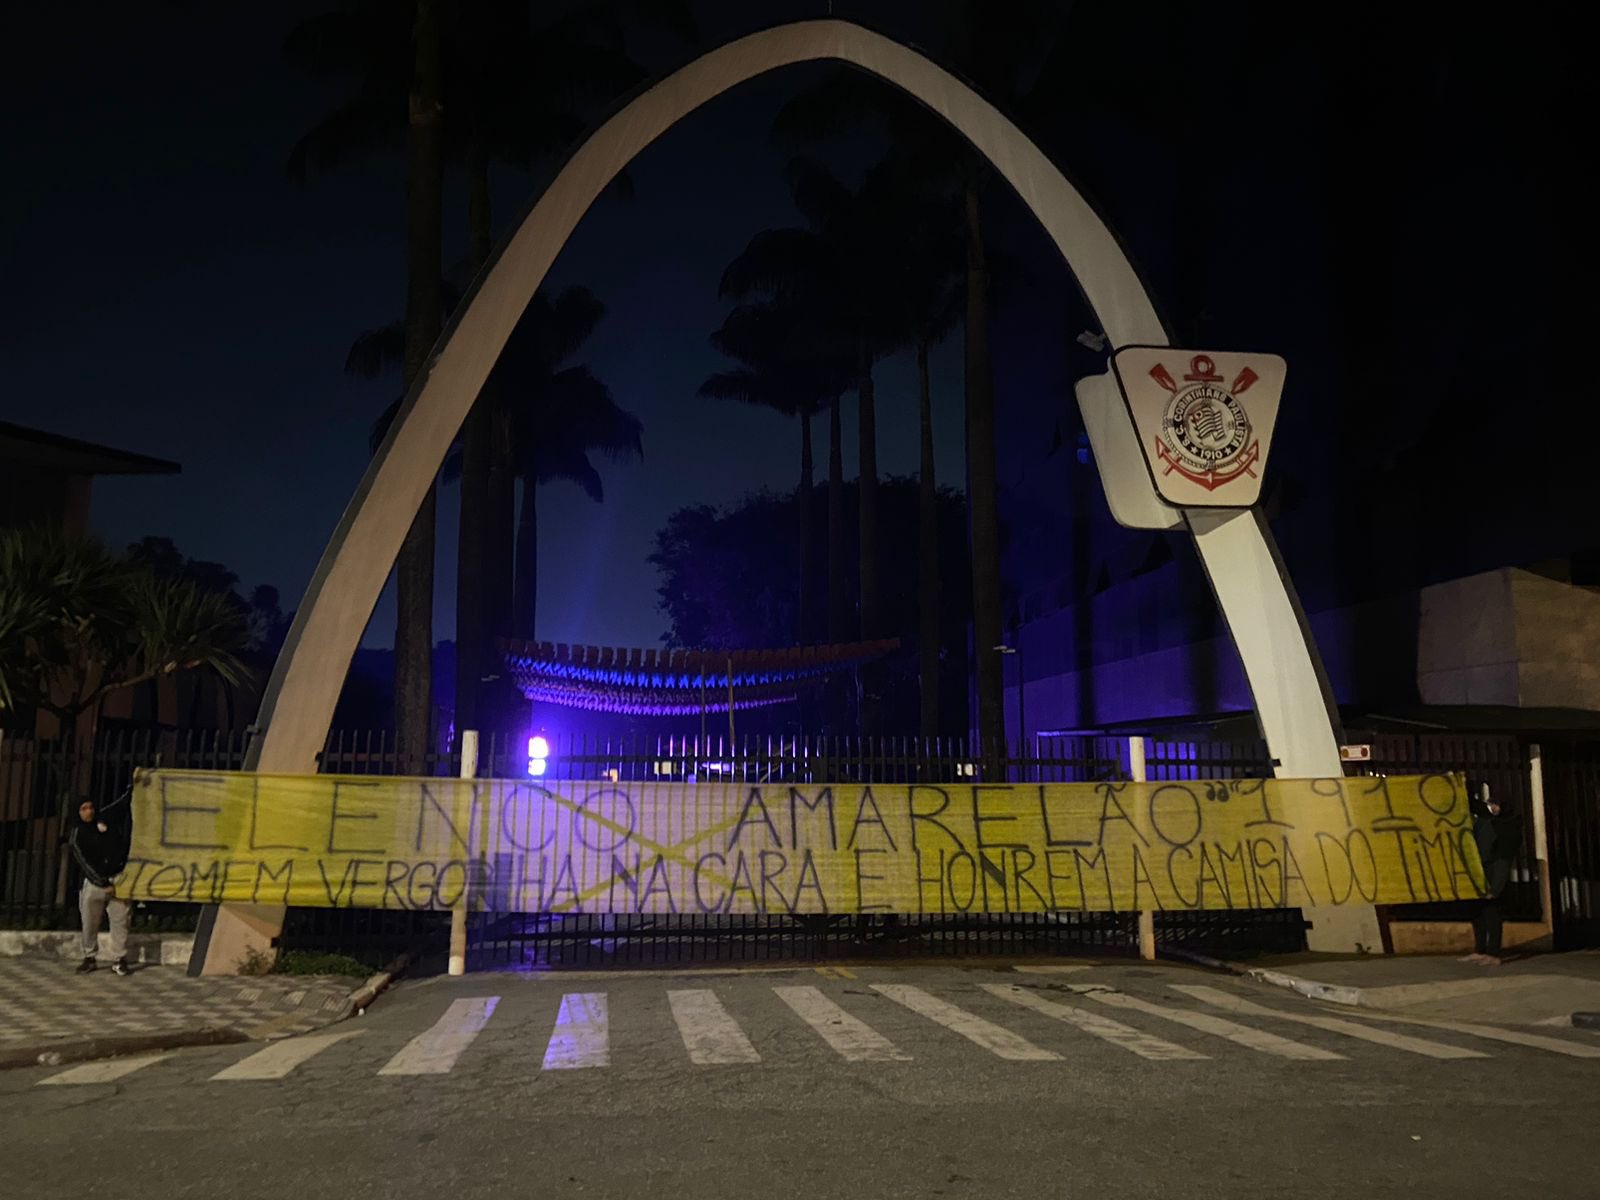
527 757 547 777
528 735 550 759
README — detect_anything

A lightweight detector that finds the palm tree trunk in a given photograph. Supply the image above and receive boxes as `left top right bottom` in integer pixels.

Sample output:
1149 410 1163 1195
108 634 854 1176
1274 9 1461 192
856 344 881 735
476 148 515 717
963 179 1004 762
1069 410 1096 728
917 338 940 741
395 0 444 772
797 408 814 645
826 390 846 731
454 139 494 734
512 478 538 642
485 401 515 650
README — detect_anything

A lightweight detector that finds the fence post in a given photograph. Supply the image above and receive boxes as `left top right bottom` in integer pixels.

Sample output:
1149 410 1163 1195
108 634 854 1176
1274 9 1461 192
449 729 479 977
1529 742 1555 936
1130 736 1155 961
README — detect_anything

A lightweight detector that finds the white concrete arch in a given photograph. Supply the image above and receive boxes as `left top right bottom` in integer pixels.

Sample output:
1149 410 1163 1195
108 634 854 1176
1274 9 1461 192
252 15 1343 776
201 19 1357 971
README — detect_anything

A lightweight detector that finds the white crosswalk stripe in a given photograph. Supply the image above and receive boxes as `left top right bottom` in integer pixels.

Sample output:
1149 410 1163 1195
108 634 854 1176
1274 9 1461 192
871 984 1061 1061
773 986 912 1061
212 1031 365 1080
982 984 1208 1060
378 996 499 1076
33 979 1600 1089
40 1054 168 1085
1170 986 1487 1060
1328 1008 1600 1059
668 989 761 1064
1086 990 1344 1060
542 993 609 1070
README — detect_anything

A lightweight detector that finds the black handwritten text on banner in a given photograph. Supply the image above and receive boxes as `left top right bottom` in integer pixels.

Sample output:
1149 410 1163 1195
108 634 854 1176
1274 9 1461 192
123 771 1487 914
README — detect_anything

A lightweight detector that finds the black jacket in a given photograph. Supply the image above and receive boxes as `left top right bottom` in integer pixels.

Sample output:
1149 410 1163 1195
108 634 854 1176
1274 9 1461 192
68 797 132 887
1469 779 1523 866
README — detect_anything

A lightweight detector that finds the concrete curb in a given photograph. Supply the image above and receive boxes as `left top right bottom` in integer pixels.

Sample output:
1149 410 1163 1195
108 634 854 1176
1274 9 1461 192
346 952 411 1015
0 930 194 965
0 1026 247 1071
0 958 398 1068
1161 947 1365 1006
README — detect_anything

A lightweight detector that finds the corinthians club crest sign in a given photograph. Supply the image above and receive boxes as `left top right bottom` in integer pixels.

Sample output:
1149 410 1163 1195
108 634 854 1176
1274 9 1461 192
1111 347 1286 509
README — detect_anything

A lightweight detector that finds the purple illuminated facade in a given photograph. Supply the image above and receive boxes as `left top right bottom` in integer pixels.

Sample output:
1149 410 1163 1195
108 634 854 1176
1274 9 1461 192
500 639 899 716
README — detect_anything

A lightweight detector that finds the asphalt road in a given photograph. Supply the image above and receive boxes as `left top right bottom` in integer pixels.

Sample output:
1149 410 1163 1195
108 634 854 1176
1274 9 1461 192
5 958 1597 1199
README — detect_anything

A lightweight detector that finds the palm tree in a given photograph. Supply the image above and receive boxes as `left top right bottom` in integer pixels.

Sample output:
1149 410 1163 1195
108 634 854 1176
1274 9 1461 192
288 2 691 736
350 285 643 651
701 300 855 649
497 289 644 641
719 158 918 731
285 0 443 768
0 528 248 726
772 2 1067 753
448 3 686 728
886 174 965 739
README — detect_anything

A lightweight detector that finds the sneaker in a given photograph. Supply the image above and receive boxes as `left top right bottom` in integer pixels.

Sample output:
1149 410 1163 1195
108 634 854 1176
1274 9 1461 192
76 957 96 974
111 958 130 977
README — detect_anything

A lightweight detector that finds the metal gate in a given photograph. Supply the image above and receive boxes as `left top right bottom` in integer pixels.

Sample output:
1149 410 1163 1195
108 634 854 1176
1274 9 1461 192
459 733 1307 969
1537 738 1600 948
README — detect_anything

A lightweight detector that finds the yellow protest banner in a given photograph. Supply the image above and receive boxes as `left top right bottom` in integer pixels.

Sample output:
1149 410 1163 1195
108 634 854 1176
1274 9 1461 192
123 770 1487 914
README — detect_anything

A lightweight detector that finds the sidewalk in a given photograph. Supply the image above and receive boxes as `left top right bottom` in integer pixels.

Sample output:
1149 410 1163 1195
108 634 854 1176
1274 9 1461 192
0 956 367 1069
1199 948 1600 1027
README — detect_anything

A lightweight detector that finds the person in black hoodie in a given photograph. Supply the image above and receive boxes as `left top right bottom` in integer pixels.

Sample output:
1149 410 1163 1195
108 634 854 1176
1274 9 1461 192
1463 779 1523 966
68 792 133 975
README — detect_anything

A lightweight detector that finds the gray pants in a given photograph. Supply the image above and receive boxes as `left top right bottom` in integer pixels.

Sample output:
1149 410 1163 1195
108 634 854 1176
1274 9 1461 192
79 880 129 960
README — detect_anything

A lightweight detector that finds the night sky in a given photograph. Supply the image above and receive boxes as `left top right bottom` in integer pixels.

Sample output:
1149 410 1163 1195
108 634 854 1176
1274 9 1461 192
5 3 1591 656
3 1 964 652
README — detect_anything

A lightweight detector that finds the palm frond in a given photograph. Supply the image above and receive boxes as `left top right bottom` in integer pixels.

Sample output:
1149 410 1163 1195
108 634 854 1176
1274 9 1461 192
345 321 407 378
718 229 826 301
128 575 249 690
539 455 606 504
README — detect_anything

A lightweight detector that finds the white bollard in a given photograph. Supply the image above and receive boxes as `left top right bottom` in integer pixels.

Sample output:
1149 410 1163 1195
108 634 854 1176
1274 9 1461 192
1129 736 1156 961
448 730 479 977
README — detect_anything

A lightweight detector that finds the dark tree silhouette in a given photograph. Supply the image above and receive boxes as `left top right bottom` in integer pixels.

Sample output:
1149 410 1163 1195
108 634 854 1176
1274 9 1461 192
701 300 854 649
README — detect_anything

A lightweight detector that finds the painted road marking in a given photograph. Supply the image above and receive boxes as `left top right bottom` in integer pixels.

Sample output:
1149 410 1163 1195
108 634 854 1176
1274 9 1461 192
668 990 761 1064
40 1055 169 1085
1170 986 1487 1060
211 1031 364 1081
871 985 1060 1061
542 993 609 1070
982 984 1208 1061
1333 1008 1600 1059
377 996 499 1076
773 986 912 1061
1087 990 1343 1060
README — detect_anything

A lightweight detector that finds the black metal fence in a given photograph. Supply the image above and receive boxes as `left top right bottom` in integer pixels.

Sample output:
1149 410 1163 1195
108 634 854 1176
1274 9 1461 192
5 725 1591 967
0 727 248 933
1537 738 1600 949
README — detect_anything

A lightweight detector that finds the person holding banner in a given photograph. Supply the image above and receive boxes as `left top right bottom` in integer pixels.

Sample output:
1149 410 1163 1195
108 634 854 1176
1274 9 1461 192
1464 780 1521 966
68 792 133 976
